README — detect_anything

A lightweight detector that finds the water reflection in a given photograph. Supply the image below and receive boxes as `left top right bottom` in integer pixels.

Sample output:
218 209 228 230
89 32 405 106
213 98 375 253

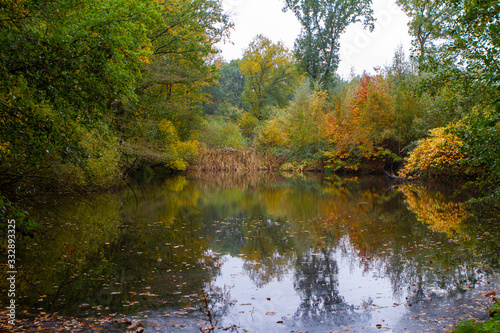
1 174 499 331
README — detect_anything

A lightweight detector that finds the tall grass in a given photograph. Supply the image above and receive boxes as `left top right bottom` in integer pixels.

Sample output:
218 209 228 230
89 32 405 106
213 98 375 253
190 146 281 172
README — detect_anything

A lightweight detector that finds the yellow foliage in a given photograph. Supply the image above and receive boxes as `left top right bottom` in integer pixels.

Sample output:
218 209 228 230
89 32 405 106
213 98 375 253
78 129 121 186
254 117 289 149
240 34 298 114
175 140 199 161
0 142 10 155
158 119 200 170
398 126 465 179
139 55 150 64
238 112 259 137
158 119 178 140
167 139 200 170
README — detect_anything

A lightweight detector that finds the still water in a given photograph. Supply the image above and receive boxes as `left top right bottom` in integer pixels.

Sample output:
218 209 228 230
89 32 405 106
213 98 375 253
2 173 500 332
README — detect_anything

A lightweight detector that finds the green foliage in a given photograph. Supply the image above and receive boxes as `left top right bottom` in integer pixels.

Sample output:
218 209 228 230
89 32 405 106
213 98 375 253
47 124 122 187
454 313 500 333
395 0 499 206
0 0 233 226
284 0 375 87
384 47 426 146
286 82 330 160
203 60 245 114
450 0 500 86
214 101 244 122
396 0 457 67
0 194 39 233
198 116 247 149
451 105 500 206
134 0 233 142
0 0 158 161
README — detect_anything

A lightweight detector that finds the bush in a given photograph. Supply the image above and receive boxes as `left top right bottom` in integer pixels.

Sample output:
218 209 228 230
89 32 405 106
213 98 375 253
452 105 500 207
198 116 246 148
238 112 259 138
453 313 500 333
254 116 289 149
398 126 466 179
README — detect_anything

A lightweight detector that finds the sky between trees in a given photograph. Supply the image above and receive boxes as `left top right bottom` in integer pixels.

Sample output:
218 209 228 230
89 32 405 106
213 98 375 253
217 0 413 78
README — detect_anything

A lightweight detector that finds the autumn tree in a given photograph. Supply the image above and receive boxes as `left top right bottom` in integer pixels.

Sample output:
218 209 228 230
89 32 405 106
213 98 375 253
287 82 330 160
240 35 299 119
116 0 232 169
324 74 398 171
397 0 500 206
133 0 232 140
283 0 375 87
0 0 233 211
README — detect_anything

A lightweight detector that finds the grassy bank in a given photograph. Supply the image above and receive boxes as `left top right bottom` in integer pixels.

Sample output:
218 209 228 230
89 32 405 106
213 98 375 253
453 298 500 332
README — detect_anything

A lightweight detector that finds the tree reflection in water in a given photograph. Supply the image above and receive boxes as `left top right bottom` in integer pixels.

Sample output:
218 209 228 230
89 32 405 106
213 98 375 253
3 173 500 332
293 250 370 329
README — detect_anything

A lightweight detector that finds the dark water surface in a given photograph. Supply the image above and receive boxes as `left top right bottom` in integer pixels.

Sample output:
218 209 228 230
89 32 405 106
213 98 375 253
2 174 500 332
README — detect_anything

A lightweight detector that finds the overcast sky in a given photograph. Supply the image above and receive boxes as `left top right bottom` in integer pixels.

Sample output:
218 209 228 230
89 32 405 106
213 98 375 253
217 0 413 78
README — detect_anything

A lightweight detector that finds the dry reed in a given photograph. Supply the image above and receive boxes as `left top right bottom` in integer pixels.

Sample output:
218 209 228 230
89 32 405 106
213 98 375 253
190 146 279 173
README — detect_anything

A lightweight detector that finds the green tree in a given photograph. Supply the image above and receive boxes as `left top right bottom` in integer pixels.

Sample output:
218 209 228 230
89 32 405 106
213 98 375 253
0 0 158 165
449 0 500 86
117 0 233 170
0 0 233 223
396 0 456 67
203 59 245 115
133 0 233 140
283 0 375 87
240 35 299 119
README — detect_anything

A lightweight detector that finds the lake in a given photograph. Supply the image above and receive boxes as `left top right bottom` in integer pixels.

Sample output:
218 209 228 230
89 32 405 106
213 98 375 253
2 173 499 332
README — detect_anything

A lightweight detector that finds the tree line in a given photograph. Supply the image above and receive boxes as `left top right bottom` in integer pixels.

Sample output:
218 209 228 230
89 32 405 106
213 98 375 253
201 0 500 208
1 0 499 224
1 0 230 221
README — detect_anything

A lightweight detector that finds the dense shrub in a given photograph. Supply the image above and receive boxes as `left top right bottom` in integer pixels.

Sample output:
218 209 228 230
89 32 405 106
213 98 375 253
398 127 466 179
198 116 247 149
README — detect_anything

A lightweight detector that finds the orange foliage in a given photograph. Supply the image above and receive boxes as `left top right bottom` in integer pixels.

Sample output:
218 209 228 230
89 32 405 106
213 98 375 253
324 74 395 170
